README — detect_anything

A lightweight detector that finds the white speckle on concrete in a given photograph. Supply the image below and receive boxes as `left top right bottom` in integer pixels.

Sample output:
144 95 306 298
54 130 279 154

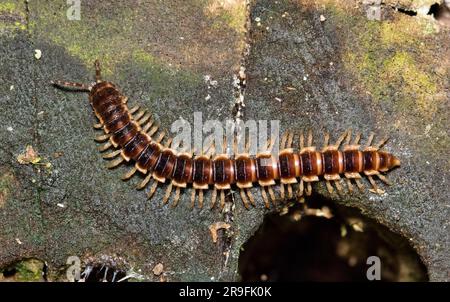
34 49 42 60
9 85 14 91
7 126 13 132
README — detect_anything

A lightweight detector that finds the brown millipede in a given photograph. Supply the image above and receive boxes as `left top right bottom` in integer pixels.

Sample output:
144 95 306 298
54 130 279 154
52 61 401 209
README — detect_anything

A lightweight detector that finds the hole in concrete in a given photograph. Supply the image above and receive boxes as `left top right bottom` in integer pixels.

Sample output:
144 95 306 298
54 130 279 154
2 267 17 278
239 194 428 282
396 7 417 16
0 258 46 281
428 2 449 20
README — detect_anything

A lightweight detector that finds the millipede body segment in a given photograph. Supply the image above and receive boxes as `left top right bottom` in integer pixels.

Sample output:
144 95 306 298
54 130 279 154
52 61 401 210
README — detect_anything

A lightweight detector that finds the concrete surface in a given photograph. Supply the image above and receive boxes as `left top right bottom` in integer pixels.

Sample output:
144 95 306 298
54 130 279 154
0 0 448 281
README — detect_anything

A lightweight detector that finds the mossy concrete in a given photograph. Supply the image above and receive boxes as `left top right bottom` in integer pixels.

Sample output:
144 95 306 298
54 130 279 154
0 0 448 281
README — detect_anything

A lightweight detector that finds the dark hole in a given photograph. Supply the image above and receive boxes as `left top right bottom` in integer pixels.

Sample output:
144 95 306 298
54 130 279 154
239 193 428 282
81 265 127 282
428 3 447 20
2 267 17 278
395 7 417 16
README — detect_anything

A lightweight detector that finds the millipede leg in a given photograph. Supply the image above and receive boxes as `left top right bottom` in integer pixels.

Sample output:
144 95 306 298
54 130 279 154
299 132 305 149
205 144 216 158
239 189 250 210
133 110 146 121
210 187 217 209
280 132 288 149
298 180 304 197
137 113 152 126
164 137 173 148
163 182 173 204
155 132 166 143
334 129 350 148
95 134 110 142
198 190 204 208
122 166 137 180
287 131 294 148
129 105 140 115
365 132 375 148
148 125 159 137
355 178 364 191
323 132 330 149
344 129 352 145
232 135 238 155
377 173 392 185
95 60 102 82
142 120 154 133
334 180 343 193
260 187 270 209
326 180 334 193
106 157 124 169
368 176 384 194
280 183 285 199
268 186 276 205
246 189 255 207
171 187 181 208
353 132 361 145
305 182 312 196
346 178 354 192
244 136 251 154
98 141 112 152
220 190 226 209
267 137 276 153
147 181 158 199
137 174 152 190
190 189 196 209
287 184 293 199
374 137 389 150
307 129 313 147
93 123 103 129
103 149 121 159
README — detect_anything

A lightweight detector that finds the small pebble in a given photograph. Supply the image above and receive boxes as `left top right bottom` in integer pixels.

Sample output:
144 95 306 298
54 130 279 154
320 14 326 22
10 85 14 91
153 263 164 276
34 49 42 60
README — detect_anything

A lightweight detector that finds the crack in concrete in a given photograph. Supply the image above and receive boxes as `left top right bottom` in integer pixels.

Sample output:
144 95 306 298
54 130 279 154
217 0 253 281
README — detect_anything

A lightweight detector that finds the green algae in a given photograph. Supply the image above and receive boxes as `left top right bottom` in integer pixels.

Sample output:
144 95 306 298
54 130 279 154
0 0 26 33
337 12 442 119
1 259 45 281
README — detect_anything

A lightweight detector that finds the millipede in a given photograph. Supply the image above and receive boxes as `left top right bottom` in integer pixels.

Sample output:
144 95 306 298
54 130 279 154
51 61 401 210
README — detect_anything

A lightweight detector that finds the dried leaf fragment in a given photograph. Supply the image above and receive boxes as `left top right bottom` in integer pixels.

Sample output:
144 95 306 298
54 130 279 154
17 145 41 165
209 221 231 243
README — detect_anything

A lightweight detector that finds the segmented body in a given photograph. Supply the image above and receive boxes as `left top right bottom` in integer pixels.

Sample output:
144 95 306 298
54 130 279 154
53 61 400 210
